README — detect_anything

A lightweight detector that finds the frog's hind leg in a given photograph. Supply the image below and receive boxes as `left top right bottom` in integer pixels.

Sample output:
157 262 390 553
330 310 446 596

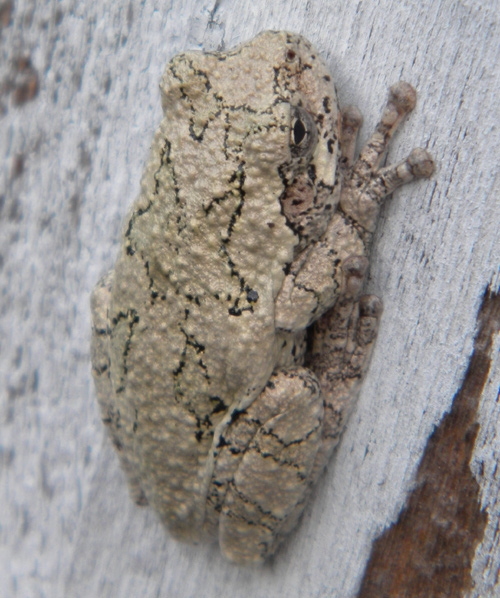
307 292 383 483
217 368 324 564
91 272 148 506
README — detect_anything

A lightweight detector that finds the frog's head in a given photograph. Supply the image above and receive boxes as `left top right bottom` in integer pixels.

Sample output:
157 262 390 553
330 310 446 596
160 31 341 264
265 31 342 253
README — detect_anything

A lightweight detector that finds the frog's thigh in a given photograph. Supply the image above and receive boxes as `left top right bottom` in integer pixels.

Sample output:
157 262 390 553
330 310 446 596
219 367 323 564
90 272 148 506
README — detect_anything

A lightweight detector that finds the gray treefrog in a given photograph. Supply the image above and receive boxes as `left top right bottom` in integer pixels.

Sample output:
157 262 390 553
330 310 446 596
90 30 434 564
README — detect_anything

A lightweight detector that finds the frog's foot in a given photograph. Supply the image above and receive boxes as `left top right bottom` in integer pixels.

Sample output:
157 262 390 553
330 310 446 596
340 82 435 233
307 293 383 482
357 82 418 171
217 368 323 564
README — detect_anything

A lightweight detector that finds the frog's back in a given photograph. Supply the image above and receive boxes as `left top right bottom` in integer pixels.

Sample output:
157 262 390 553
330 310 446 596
106 213 285 534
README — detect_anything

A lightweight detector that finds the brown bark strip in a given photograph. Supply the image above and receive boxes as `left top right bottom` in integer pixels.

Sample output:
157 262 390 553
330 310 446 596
357 286 500 598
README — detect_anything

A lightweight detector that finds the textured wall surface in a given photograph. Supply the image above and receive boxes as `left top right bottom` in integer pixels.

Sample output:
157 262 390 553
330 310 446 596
1 1 499 597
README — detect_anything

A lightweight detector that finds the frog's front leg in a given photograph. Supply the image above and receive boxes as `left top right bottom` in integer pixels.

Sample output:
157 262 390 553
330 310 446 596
275 82 434 332
340 82 435 233
208 368 324 564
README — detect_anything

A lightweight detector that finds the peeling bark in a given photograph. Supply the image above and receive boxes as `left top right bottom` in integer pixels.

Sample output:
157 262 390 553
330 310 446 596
358 287 500 598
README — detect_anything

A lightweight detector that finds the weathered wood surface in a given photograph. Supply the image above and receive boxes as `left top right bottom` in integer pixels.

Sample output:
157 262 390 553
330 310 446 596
1 1 499 597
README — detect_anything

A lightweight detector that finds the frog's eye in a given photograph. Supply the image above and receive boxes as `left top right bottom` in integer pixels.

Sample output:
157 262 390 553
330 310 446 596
290 106 318 158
